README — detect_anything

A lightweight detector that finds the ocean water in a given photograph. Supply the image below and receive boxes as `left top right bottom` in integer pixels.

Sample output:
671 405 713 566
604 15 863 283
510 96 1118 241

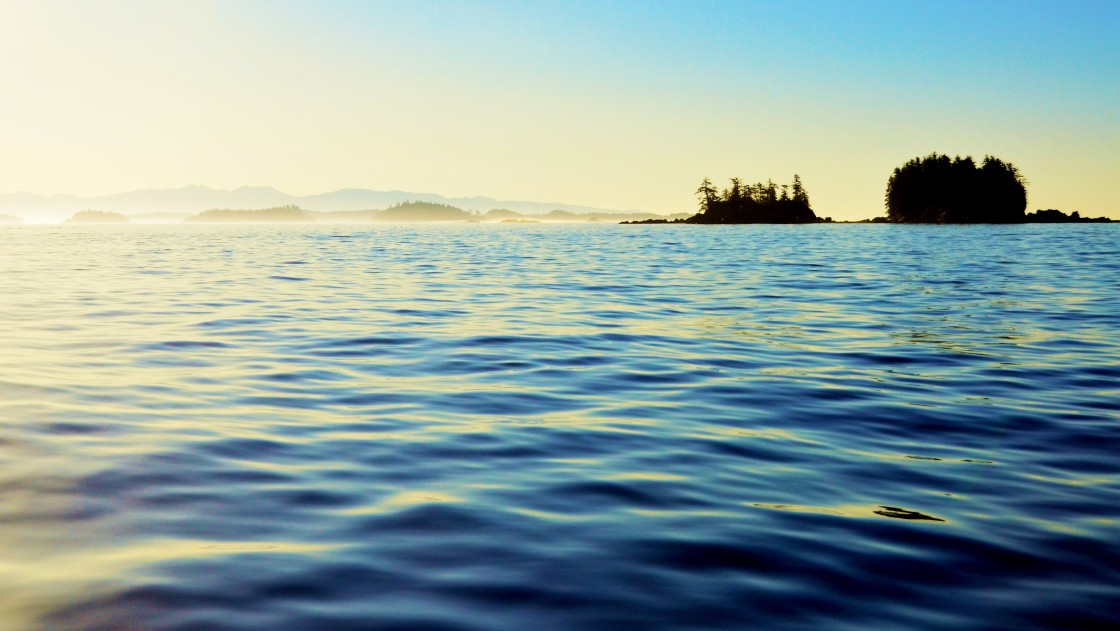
1 223 1118 630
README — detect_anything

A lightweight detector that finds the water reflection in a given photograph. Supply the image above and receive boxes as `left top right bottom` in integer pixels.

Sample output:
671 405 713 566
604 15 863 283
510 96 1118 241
751 503 947 522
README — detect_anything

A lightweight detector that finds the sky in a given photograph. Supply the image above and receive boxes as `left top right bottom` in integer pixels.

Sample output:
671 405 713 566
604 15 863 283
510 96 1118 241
1 0 1117 220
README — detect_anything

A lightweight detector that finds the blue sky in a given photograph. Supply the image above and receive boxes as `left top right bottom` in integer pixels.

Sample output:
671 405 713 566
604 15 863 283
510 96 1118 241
1 0 1116 218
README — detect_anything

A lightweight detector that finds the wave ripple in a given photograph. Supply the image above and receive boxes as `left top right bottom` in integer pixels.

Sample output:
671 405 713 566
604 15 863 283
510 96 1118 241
1 223 1119 630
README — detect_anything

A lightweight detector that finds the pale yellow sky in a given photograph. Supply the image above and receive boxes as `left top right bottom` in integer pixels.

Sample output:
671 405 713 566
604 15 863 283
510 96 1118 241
1 1 1117 219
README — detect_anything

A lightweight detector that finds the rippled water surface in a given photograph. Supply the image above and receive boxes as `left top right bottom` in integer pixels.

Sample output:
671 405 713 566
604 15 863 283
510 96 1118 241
2 223 1118 630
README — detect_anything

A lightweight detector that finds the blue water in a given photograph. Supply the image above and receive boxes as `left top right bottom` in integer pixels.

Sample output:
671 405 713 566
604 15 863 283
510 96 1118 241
1 223 1118 630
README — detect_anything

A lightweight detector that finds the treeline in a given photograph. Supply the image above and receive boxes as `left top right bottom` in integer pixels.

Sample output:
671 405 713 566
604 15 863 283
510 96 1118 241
65 210 129 223
886 154 1026 223
376 201 474 221
185 205 313 222
687 175 820 223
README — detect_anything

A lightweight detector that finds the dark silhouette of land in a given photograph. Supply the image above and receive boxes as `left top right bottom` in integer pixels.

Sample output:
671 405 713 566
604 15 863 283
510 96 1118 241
64 210 129 223
24 176 1111 226
689 176 822 223
1025 209 1113 223
624 176 827 224
175 196 1111 226
886 153 1026 223
0 213 23 224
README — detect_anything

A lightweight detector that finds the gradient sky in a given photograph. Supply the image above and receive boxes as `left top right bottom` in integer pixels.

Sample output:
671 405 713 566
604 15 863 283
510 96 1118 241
1 0 1117 219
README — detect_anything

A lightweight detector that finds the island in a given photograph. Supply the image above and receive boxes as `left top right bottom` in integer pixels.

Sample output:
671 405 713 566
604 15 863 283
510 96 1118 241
483 209 523 221
0 213 23 224
885 153 1026 223
170 200 688 224
374 201 474 222
1025 209 1113 223
185 205 313 222
64 210 129 223
624 175 826 224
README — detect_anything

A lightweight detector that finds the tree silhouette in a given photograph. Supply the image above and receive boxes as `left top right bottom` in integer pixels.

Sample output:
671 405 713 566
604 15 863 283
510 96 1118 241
791 174 809 206
885 153 1027 223
695 177 718 213
687 175 818 223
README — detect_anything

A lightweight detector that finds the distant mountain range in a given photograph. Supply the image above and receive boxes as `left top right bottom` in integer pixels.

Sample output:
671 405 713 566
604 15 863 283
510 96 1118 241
0 186 663 223
32 202 688 225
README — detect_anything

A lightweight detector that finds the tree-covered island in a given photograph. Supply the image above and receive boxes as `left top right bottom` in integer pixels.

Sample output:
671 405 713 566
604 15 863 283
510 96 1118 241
885 153 1026 223
64 210 129 223
690 175 821 223
624 175 826 224
185 205 314 222
882 153 1114 223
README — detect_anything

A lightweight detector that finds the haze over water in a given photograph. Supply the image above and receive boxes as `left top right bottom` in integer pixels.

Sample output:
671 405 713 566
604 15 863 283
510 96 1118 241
1 223 1118 629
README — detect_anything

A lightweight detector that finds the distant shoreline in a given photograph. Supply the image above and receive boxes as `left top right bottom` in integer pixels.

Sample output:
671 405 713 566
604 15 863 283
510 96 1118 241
9 201 1115 226
12 219 1114 227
